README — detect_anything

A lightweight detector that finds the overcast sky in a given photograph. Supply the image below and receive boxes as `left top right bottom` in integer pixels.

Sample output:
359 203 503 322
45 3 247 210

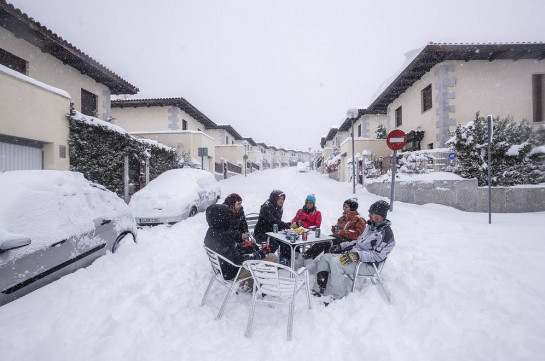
9 0 545 150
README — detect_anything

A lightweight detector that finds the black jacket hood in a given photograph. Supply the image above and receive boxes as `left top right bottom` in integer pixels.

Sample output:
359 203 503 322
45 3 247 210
268 190 286 204
206 204 232 230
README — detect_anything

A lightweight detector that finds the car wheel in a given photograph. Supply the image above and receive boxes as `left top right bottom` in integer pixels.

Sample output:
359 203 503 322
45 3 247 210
189 206 198 217
112 232 136 253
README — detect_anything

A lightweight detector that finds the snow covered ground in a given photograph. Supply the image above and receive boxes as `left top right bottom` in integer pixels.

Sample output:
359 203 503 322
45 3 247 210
1 167 544 361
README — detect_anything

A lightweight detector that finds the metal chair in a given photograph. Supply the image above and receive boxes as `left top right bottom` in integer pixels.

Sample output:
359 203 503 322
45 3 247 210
242 260 312 341
201 246 252 320
347 260 392 304
245 212 259 242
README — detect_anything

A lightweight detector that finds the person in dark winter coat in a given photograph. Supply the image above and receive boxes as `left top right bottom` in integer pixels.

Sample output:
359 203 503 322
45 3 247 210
204 204 276 285
303 198 366 260
223 193 249 242
253 190 291 252
312 200 395 303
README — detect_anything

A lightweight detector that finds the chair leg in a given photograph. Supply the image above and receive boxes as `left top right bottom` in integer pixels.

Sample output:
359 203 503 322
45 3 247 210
351 262 362 292
200 274 215 307
304 271 312 309
245 297 257 338
287 299 295 341
216 280 239 320
374 271 392 304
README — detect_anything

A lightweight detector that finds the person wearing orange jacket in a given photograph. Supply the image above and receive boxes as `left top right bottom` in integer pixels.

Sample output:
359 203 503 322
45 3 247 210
303 198 366 260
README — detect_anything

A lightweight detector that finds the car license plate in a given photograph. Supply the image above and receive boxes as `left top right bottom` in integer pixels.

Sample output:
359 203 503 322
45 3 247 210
139 218 159 224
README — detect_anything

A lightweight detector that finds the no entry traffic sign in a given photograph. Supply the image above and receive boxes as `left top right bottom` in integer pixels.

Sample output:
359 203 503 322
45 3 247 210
386 129 407 151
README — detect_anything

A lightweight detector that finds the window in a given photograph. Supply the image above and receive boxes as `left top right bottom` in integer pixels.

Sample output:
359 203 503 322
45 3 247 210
533 74 544 122
395 106 402 127
81 89 97 117
427 143 434 150
357 124 362 137
0 48 27 75
182 119 188 130
225 136 229 144
421 84 432 112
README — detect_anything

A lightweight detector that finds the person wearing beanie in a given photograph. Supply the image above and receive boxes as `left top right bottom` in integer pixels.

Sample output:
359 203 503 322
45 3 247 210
312 200 395 303
290 194 322 229
268 194 324 265
303 198 366 260
223 193 249 242
253 190 291 252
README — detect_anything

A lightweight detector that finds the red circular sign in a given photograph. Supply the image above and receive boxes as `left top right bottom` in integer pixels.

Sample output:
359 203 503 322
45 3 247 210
386 129 407 151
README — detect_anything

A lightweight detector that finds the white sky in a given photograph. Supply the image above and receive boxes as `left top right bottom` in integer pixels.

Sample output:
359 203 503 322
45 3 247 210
9 0 545 150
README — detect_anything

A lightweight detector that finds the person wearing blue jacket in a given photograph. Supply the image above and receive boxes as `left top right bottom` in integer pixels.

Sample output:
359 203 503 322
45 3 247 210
312 200 395 303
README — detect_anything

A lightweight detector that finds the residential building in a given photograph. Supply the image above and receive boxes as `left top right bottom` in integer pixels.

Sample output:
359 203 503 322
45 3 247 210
367 42 545 150
111 97 216 171
0 1 137 171
257 142 272 169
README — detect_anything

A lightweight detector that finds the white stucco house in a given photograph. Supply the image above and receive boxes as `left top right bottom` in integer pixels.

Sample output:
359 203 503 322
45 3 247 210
0 1 138 171
111 97 217 172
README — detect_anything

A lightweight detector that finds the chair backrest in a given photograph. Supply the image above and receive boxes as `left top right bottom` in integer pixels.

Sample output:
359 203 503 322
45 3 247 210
243 260 302 300
204 246 240 283
246 212 260 241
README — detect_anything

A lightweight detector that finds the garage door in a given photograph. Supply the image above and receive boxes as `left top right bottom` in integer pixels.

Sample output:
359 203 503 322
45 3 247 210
0 141 43 171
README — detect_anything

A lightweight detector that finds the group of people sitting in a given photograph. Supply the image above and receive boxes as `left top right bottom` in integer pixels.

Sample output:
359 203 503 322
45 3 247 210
203 189 395 303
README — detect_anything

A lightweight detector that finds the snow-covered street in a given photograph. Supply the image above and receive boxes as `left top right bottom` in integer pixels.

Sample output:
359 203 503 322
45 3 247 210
1 168 544 361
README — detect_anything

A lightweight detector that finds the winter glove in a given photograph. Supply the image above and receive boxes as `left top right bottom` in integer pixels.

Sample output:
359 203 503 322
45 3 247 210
329 244 342 254
237 240 257 254
339 251 359 265
260 244 271 255
240 240 254 249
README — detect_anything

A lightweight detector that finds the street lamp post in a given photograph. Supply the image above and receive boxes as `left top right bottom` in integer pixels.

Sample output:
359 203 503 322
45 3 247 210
347 108 358 194
242 140 248 177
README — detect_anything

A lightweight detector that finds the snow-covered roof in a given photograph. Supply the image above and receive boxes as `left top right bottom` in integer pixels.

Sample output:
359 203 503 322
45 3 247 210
0 1 138 94
366 42 545 114
111 97 217 129
0 63 71 99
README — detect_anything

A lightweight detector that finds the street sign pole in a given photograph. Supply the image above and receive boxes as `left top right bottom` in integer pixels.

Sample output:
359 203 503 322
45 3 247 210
487 115 493 224
386 129 407 212
390 150 397 211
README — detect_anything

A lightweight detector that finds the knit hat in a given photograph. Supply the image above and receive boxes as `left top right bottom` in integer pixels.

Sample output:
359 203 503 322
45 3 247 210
223 193 242 207
369 200 390 218
344 198 358 211
305 194 316 206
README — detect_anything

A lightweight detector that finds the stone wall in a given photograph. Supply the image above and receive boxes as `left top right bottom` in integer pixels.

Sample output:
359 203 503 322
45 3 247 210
365 179 545 213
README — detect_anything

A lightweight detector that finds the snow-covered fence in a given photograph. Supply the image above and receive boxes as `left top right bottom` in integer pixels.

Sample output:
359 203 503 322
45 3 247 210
365 179 545 213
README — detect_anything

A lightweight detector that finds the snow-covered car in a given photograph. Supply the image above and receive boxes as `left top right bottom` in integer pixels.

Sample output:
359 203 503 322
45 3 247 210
130 168 221 226
0 170 137 307
296 162 309 172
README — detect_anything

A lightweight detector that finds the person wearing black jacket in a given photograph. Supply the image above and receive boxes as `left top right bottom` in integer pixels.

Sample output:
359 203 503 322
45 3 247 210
223 193 249 242
253 190 291 255
204 204 276 287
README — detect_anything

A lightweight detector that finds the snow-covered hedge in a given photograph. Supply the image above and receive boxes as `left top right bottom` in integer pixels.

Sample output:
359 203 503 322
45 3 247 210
325 153 341 173
447 113 545 186
67 107 181 197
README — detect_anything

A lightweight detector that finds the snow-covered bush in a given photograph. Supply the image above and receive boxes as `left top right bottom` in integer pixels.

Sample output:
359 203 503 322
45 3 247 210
447 113 545 186
375 124 387 139
325 153 341 173
398 152 431 174
67 106 181 197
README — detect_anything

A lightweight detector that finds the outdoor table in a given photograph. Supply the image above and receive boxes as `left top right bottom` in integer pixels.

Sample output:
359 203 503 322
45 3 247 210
265 231 335 269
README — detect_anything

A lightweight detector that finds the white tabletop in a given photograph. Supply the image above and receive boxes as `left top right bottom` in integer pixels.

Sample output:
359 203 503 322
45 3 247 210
265 231 334 246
